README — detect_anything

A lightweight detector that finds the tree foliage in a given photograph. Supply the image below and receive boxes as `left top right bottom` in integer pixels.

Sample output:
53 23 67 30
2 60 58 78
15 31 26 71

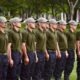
0 0 79 20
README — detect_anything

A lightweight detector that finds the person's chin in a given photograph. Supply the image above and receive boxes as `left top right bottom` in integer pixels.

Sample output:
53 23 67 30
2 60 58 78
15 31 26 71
2 27 5 28
17 27 21 28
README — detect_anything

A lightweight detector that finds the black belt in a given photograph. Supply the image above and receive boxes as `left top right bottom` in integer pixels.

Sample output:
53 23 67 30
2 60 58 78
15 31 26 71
68 49 74 51
0 53 7 55
27 51 35 53
36 50 45 53
47 49 56 53
60 49 66 52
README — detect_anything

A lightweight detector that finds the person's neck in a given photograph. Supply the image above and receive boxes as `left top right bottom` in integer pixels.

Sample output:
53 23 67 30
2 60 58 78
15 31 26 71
59 28 64 32
39 27 44 32
0 27 5 33
50 27 55 32
27 27 33 32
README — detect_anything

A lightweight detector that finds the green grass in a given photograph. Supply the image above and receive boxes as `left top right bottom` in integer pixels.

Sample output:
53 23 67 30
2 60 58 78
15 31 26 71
69 61 77 80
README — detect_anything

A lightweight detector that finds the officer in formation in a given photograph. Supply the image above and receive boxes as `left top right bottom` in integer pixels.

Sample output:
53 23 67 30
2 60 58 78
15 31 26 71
64 20 77 80
20 17 36 80
43 19 58 80
7 17 22 80
33 17 48 80
54 20 68 80
0 16 8 80
0 16 79 80
76 23 80 80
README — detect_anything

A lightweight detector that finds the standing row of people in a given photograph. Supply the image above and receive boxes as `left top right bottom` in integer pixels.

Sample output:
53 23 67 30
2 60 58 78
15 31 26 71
0 16 79 80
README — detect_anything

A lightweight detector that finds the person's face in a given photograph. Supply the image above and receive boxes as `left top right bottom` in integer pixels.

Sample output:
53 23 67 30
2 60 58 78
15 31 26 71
13 22 21 28
0 22 6 28
70 24 77 31
40 22 46 30
28 22 35 29
50 23 57 29
60 24 66 30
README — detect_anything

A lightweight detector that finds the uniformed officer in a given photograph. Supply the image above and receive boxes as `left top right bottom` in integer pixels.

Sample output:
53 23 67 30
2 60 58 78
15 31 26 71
0 16 8 80
54 20 68 80
33 17 49 80
43 19 58 80
20 17 37 80
7 17 22 80
76 23 80 80
64 20 77 80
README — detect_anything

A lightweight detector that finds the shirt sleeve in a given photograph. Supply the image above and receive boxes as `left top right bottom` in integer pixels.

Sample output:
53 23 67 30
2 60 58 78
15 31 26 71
46 31 49 41
56 31 59 42
8 31 13 43
34 30 38 43
22 31 27 43
76 31 80 41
